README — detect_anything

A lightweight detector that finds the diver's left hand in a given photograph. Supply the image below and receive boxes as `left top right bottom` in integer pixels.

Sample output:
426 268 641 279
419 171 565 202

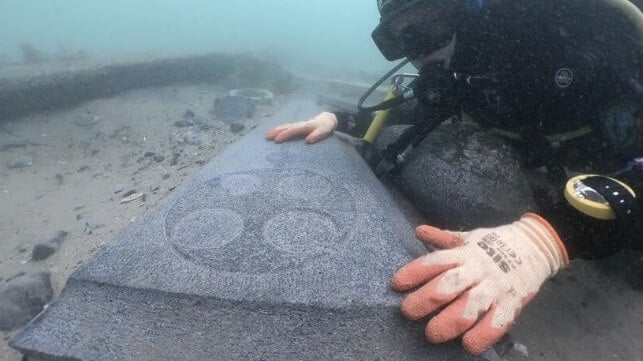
391 213 569 355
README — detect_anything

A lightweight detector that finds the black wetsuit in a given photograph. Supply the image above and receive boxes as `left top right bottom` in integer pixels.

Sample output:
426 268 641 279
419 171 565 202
333 0 643 260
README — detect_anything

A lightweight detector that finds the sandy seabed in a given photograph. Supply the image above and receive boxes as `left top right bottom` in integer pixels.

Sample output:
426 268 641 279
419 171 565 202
0 83 278 360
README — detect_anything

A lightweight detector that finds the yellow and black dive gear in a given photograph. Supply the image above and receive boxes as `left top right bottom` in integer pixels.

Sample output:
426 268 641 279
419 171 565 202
565 174 638 220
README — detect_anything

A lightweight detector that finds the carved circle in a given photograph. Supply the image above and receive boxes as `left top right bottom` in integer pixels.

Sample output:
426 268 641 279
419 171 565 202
263 210 338 254
163 169 356 273
170 208 244 256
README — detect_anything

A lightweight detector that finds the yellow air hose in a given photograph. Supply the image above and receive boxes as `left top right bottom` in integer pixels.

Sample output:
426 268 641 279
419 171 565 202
363 85 396 144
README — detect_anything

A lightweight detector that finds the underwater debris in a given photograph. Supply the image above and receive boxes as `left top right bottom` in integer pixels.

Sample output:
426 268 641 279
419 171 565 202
228 88 274 105
0 143 26 152
6 156 34 169
0 140 47 152
211 95 257 122
72 114 101 128
120 192 145 204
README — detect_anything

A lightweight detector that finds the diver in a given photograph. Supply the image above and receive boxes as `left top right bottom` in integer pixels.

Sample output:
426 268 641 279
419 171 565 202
266 0 643 356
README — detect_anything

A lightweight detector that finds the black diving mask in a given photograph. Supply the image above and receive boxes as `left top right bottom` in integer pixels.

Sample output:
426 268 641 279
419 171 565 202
372 0 458 61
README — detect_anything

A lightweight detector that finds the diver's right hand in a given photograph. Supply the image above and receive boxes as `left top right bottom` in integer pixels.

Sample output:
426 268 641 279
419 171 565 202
266 111 337 144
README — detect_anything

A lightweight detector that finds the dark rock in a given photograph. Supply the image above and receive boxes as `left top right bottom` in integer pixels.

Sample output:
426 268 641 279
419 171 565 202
375 123 536 230
183 109 195 119
153 155 165 163
31 245 56 262
0 271 53 331
162 173 171 180
31 231 69 262
211 95 256 122
230 123 245 133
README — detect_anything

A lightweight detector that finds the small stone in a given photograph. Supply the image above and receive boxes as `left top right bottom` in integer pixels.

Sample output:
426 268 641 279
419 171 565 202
31 244 56 261
153 155 165 163
84 222 93 235
114 184 124 194
31 231 69 262
182 131 202 145
183 109 195 118
162 173 171 180
120 192 145 204
170 152 181 166
230 123 245 133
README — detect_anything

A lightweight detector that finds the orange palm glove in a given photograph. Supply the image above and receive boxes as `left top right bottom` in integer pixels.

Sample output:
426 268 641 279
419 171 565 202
391 213 569 355
266 111 337 144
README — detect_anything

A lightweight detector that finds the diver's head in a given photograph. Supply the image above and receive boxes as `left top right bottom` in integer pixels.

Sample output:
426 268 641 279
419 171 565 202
372 0 483 68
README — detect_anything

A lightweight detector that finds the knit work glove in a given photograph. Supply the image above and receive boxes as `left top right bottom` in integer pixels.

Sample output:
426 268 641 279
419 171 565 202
266 111 337 144
391 213 569 355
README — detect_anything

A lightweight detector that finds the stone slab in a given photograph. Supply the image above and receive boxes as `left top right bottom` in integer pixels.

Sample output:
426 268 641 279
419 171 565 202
10 98 478 360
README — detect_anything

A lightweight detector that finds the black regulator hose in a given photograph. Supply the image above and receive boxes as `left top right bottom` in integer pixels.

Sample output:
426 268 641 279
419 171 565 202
357 59 410 113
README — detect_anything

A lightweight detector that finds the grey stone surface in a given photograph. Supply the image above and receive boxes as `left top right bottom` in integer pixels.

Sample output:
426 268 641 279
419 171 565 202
10 98 478 360
375 122 536 230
